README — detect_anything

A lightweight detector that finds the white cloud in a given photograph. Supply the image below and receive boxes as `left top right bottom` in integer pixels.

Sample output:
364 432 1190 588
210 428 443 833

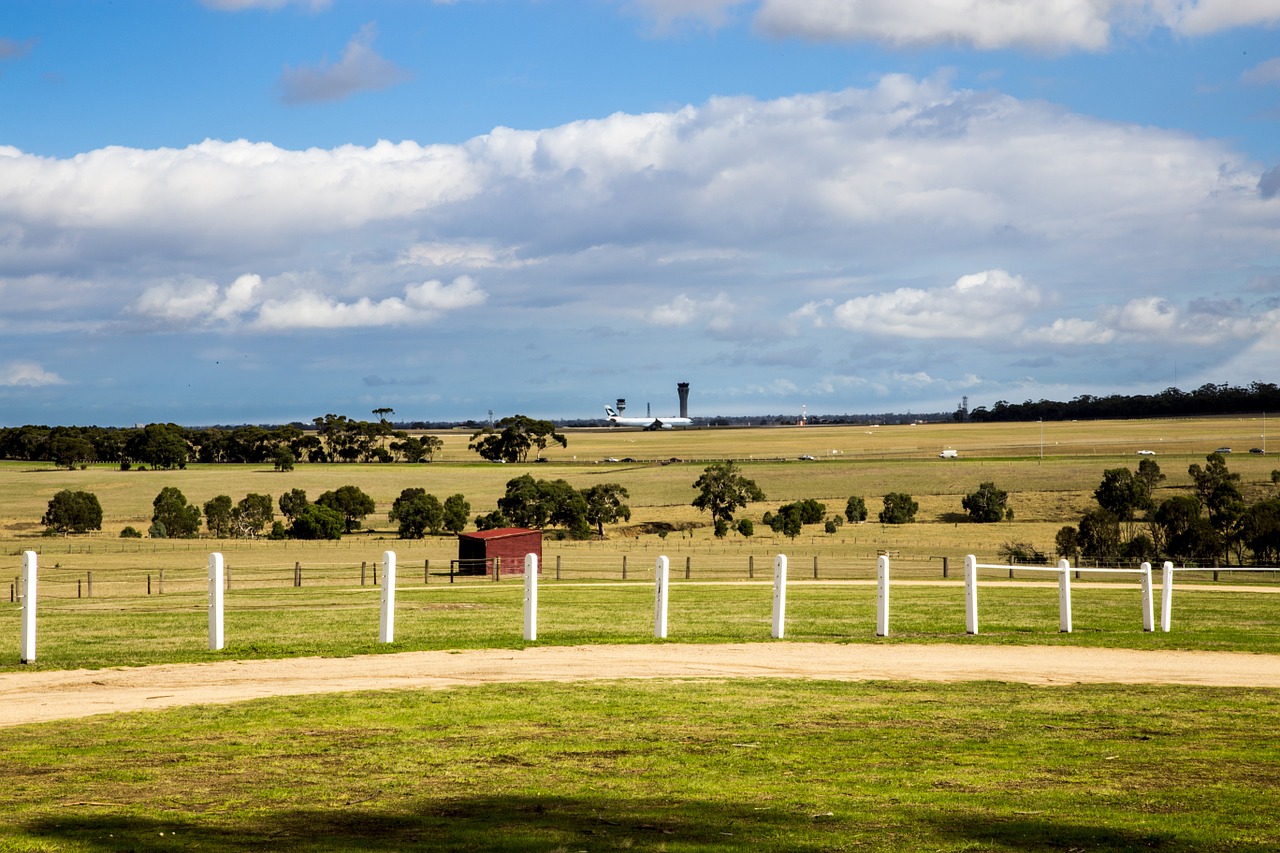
213 273 263 321
1027 316 1117 345
278 22 412 104
132 279 221 323
0 361 66 387
1242 56 1280 86
1158 0 1280 35
405 275 487 312
646 292 735 328
755 0 1113 51
753 1 1280 52
1106 296 1179 335
254 276 486 330
399 242 531 270
2 76 1276 359
829 269 1042 339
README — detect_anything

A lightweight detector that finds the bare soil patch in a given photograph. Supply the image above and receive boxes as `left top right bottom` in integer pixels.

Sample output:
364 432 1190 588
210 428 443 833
4 642 1280 729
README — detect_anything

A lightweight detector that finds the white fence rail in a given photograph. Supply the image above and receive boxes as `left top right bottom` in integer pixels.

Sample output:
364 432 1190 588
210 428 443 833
14 551 1280 662
1160 562 1280 632
964 555 1154 635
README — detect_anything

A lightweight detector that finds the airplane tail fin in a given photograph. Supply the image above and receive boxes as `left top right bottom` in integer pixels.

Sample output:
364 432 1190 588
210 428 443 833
604 405 617 418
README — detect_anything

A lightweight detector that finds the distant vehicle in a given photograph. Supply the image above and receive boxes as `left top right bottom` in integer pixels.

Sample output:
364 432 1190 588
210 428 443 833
938 449 958 459
621 457 636 463
1250 448 1265 454
604 404 692 430
602 457 619 463
798 454 815 460
1137 449 1156 456
1215 447 1232 454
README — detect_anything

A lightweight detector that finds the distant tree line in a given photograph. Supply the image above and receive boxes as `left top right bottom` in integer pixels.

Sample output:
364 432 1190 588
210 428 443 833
965 382 1280 423
0 415 445 468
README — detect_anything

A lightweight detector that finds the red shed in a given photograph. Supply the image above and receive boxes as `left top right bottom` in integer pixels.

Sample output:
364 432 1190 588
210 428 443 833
456 528 543 575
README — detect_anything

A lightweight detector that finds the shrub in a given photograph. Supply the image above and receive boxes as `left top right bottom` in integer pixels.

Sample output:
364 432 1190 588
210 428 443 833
120 526 143 539
997 541 1047 564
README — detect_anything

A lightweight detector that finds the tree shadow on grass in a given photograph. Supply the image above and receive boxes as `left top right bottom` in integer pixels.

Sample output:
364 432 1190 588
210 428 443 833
923 811 1274 853
23 794 828 852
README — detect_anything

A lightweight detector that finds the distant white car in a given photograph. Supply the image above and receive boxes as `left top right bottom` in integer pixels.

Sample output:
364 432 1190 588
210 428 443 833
1137 450 1156 456
938 449 958 459
798 454 815 460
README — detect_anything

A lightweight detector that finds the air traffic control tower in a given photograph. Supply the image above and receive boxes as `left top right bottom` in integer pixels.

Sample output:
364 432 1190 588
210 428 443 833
677 382 690 419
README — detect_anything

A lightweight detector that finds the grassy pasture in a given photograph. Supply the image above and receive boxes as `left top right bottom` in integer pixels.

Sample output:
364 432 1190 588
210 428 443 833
2 679 1278 851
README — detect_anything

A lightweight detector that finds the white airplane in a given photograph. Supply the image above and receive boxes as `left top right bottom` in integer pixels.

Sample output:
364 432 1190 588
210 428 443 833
604 405 692 430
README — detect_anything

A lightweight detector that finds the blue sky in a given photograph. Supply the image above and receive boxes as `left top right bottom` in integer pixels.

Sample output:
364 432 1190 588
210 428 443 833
2 0 1279 427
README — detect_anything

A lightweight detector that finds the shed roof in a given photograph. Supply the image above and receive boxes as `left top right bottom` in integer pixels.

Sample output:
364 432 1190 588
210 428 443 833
457 527 540 541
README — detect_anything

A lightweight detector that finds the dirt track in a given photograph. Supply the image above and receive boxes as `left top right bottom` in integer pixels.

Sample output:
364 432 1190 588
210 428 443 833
5 642 1280 728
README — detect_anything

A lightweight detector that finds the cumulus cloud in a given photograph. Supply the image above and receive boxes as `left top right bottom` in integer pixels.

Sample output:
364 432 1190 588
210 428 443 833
278 22 411 104
2 76 1276 362
755 0 1113 51
0 77 1262 271
1242 57 1280 86
1161 0 1280 36
647 292 735 328
254 276 486 330
828 269 1042 339
131 273 484 330
753 1 1280 52
0 361 65 387
1026 317 1117 345
132 279 222 323
399 242 531 270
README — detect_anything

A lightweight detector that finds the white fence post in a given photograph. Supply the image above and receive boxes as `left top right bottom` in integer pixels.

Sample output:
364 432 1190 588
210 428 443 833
1058 559 1072 633
524 553 538 641
379 550 397 643
208 552 225 651
876 555 890 637
1161 561 1174 632
19 551 36 664
1140 562 1155 632
964 554 978 634
654 556 669 639
772 554 788 639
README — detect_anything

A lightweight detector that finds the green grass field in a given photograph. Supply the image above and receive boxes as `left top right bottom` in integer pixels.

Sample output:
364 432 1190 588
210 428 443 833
2 678 1278 851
